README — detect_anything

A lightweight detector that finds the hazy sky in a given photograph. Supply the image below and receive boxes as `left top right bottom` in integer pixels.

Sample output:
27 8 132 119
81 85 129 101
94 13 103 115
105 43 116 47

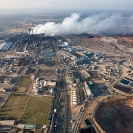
0 0 133 11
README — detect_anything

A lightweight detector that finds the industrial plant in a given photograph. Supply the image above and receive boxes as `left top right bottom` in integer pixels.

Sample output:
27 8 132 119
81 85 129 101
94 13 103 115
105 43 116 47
0 10 133 133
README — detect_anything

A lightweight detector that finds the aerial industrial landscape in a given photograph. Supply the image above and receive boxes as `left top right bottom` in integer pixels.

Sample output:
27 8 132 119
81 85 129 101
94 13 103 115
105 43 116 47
0 7 133 133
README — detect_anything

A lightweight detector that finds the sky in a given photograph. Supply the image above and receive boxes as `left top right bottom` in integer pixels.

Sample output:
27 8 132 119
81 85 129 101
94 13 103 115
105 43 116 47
0 0 133 11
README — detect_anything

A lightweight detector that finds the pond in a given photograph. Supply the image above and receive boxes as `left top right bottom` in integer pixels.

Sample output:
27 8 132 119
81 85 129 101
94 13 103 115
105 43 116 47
84 119 92 126
120 79 130 85
114 84 131 93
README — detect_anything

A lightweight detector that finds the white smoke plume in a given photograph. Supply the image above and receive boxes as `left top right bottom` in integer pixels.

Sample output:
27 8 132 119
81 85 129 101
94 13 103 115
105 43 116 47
32 13 133 35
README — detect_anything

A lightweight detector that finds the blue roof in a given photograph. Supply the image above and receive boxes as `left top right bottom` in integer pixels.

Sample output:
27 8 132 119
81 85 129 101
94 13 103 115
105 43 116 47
24 124 36 129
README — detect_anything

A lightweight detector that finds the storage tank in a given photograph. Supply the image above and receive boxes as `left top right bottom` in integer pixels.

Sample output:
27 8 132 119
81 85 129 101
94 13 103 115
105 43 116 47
50 88 54 93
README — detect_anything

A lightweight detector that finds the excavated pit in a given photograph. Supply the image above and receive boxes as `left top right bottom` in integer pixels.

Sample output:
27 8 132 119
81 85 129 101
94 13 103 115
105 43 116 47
95 97 133 133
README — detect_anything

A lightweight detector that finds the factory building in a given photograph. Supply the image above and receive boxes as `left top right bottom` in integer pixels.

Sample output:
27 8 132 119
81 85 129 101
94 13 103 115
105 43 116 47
59 42 69 48
71 88 78 105
33 77 44 95
5 55 21 59
47 81 56 88
33 77 56 95
80 69 90 79
60 51 76 61
0 120 15 126
84 81 94 97
75 51 84 57
0 42 12 51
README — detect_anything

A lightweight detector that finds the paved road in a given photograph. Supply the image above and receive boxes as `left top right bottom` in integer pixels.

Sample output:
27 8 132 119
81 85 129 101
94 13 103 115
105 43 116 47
57 69 67 133
51 69 72 133
58 88 67 133
50 69 64 133
66 92 72 133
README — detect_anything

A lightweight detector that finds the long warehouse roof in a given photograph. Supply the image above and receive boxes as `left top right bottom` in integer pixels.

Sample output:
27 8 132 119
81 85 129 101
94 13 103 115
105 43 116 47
0 42 6 50
0 42 12 50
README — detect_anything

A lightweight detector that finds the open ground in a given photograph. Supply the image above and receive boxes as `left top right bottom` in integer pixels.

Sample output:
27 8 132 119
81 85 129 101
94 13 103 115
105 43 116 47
0 95 29 119
23 96 53 125
16 75 31 93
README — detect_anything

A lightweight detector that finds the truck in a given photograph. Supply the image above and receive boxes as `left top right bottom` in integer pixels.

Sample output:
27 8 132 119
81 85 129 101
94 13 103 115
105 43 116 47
54 109 57 113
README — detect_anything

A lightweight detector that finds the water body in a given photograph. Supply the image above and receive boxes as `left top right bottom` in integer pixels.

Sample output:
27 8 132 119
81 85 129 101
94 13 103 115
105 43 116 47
114 84 131 93
120 79 130 85
84 119 92 126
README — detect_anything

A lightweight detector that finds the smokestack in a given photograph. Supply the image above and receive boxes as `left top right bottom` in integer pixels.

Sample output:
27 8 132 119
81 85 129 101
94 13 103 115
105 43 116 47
31 28 33 35
28 28 31 35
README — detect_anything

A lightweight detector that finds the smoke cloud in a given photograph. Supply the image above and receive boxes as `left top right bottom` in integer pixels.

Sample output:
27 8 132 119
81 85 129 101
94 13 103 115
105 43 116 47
32 13 133 35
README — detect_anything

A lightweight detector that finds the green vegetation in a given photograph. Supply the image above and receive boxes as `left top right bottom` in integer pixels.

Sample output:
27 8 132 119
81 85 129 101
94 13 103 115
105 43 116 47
88 81 93 86
35 129 42 133
23 96 53 125
0 95 29 119
17 75 31 93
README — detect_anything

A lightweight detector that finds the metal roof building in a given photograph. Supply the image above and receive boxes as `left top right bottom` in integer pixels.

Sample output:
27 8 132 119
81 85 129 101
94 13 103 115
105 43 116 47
5 55 21 59
71 88 78 105
0 120 15 126
47 81 56 87
0 42 12 51
0 42 6 50
85 85 94 97
24 124 36 130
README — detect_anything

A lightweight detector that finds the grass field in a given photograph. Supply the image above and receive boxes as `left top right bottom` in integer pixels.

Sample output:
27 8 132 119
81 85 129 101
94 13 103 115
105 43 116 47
0 95 29 119
17 75 31 93
23 96 53 125
35 129 42 133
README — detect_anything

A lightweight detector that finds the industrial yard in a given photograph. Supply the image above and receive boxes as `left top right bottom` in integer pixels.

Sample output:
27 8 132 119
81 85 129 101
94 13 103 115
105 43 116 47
0 32 133 133
0 11 133 133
